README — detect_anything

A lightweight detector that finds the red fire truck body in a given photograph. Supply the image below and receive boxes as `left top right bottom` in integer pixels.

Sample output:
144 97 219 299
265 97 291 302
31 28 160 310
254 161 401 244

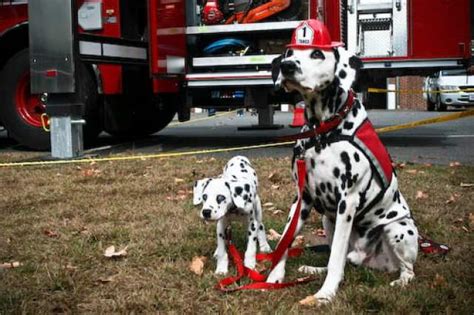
0 0 471 150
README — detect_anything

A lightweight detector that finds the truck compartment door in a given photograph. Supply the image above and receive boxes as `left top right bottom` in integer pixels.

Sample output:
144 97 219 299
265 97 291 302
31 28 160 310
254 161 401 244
148 0 186 76
347 0 408 58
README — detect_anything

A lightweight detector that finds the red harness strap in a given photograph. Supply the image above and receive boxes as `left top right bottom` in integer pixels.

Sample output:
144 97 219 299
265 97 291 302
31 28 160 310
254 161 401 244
216 159 316 292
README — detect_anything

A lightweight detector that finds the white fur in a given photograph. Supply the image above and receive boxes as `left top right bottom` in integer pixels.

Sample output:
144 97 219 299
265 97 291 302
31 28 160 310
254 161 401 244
193 156 271 274
269 46 418 304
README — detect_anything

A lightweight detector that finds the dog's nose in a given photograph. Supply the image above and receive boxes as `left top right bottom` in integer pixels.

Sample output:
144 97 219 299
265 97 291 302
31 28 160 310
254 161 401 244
280 61 297 76
202 209 212 219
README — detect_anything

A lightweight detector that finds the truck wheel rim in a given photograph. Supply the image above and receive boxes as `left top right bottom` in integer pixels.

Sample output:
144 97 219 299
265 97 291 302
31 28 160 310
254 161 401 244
15 72 44 128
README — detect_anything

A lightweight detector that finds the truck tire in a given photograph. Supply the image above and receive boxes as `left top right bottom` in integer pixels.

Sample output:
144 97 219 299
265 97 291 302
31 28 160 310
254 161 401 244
0 49 49 150
0 49 102 150
104 93 177 138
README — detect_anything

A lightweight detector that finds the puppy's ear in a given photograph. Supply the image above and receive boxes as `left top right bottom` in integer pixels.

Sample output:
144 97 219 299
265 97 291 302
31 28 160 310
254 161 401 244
228 179 257 212
193 178 211 205
271 54 283 84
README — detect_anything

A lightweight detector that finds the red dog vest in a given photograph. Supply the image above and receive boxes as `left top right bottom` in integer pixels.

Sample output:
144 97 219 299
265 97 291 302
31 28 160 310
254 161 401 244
353 119 393 189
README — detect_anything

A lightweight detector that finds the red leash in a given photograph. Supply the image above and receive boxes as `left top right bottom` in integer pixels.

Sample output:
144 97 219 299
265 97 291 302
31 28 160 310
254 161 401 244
216 159 316 292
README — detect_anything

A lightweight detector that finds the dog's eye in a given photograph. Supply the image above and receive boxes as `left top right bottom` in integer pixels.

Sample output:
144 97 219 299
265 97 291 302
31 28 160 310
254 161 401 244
285 49 293 58
216 195 226 204
310 50 325 60
202 194 207 201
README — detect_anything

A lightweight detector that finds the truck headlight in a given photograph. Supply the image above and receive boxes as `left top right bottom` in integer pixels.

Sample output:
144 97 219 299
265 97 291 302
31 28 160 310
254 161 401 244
439 85 459 91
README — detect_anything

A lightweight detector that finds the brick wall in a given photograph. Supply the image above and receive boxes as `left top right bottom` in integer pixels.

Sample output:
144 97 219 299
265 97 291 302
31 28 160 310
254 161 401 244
388 76 426 110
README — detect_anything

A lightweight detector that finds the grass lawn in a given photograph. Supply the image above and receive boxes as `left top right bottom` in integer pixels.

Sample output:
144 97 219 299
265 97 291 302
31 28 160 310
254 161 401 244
0 155 473 313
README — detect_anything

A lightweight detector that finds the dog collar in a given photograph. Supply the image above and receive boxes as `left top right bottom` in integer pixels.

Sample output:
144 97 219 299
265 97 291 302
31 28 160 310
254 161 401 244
279 90 355 142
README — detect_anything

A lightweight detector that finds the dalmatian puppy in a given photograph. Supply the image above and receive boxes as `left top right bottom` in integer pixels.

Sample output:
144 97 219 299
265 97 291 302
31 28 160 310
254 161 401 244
268 22 418 304
193 155 271 274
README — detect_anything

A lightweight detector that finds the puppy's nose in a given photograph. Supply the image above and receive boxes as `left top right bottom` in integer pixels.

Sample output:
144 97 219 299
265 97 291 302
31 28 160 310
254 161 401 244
280 61 297 76
202 209 212 219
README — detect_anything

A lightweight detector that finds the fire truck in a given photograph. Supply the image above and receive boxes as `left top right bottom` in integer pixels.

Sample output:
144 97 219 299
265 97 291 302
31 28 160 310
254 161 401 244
0 0 471 152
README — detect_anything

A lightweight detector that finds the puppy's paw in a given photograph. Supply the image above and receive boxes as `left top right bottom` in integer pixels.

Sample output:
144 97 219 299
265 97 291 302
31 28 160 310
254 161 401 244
266 270 285 284
214 255 229 275
244 257 256 270
260 243 272 253
215 265 228 275
298 265 327 275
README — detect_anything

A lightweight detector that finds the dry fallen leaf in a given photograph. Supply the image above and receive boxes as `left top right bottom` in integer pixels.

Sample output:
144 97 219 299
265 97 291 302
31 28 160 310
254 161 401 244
104 245 128 258
415 191 429 200
43 229 59 238
424 163 433 167
268 172 281 183
64 263 78 271
406 169 418 175
263 202 274 208
469 213 474 226
291 235 305 248
82 168 101 177
272 210 284 216
174 178 185 184
267 229 282 241
460 182 474 188
313 228 326 237
189 256 207 276
255 261 268 273
453 217 463 224
430 273 447 288
445 193 461 204
461 226 469 233
449 161 461 167
271 184 280 190
299 295 318 306
97 274 118 283
0 261 22 269
393 162 406 169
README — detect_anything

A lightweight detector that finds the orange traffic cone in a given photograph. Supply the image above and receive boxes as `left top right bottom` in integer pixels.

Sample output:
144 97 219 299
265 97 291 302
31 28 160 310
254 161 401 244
289 101 306 128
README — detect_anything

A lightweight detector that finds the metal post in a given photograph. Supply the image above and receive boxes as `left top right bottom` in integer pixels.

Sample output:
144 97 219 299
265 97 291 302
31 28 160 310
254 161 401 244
29 0 84 159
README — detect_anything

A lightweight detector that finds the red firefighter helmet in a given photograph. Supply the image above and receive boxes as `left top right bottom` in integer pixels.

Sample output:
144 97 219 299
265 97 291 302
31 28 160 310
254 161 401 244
287 19 343 50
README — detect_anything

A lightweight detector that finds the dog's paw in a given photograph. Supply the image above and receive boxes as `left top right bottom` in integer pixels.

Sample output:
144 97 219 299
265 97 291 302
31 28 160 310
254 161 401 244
298 265 327 275
347 250 366 266
390 277 412 287
314 290 334 304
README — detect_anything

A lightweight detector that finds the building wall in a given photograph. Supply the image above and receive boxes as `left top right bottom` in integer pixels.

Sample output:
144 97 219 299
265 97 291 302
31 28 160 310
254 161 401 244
388 76 426 110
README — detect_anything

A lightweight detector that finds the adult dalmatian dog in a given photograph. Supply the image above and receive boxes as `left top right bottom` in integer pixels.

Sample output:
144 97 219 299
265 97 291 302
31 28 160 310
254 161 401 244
268 20 418 304
193 155 271 274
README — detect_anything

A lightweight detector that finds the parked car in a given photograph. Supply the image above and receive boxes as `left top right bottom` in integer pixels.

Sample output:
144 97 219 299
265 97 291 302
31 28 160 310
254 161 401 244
425 70 474 111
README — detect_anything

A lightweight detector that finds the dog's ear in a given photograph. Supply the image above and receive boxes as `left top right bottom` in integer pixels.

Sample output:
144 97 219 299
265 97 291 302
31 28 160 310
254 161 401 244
228 179 257 212
193 178 211 205
349 55 363 71
271 54 283 84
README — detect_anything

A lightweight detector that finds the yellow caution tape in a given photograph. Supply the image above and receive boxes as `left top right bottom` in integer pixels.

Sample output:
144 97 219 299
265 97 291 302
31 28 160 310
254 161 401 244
368 88 474 94
1 109 473 168
168 110 237 127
